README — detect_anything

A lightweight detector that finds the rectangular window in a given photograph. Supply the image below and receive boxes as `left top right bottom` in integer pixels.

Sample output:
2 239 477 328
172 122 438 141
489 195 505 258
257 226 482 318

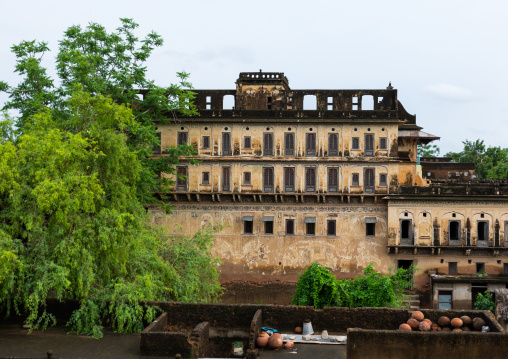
364 133 374 156
476 263 485 273
306 133 316 156
379 173 387 187
364 168 375 193
152 132 162 155
286 219 295 235
449 221 461 242
504 263 508 275
352 173 359 186
328 168 338 193
306 222 316 235
477 221 489 246
401 219 412 240
284 167 295 192
244 136 251 149
222 133 231 155
379 137 387 150
243 172 251 185
263 167 274 193
222 166 230 192
327 220 336 236
263 133 273 156
202 136 210 149
438 291 453 310
284 133 295 156
176 166 187 191
328 133 339 156
177 132 188 146
305 167 316 192
448 262 458 275
352 137 360 150
366 223 375 236
264 220 274 234
202 172 210 185
244 220 253 234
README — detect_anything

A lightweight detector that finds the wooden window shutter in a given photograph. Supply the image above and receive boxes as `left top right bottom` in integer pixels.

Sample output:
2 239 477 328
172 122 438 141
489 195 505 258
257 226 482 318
176 167 187 190
222 133 231 155
263 167 274 192
263 133 273 156
328 133 338 156
365 134 374 156
284 167 295 192
222 167 230 191
364 168 375 193
177 132 188 146
285 133 295 156
306 133 316 156
306 168 316 192
328 168 338 193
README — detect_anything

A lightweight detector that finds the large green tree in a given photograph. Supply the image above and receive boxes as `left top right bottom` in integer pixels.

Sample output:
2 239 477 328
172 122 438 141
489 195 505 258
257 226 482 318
445 139 508 179
0 19 222 338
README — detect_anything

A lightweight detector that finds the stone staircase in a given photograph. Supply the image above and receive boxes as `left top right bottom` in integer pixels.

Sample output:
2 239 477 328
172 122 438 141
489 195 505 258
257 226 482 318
402 292 421 310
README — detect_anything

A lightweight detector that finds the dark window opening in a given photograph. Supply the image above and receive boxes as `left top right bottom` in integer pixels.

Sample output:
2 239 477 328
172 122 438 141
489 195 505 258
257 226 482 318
176 167 187 191
202 172 210 184
285 133 295 156
478 221 488 242
222 133 231 155
352 137 360 150
152 132 162 155
504 263 508 275
305 168 316 192
263 133 273 156
379 173 387 187
328 168 338 193
366 223 375 236
244 220 253 234
284 167 295 192
352 173 359 186
286 219 294 235
222 167 230 192
449 262 458 275
379 137 387 150
328 133 339 156
476 263 485 273
202 136 210 149
244 136 251 149
306 222 316 235
264 220 274 234
263 167 274 193
364 133 374 156
177 132 188 146
306 133 316 156
327 220 336 236
401 219 412 240
244 172 251 185
449 221 461 241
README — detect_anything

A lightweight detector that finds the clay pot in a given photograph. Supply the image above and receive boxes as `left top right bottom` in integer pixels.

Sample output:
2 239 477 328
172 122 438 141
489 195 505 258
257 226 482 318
442 327 451 332
419 321 431 332
451 318 463 328
460 316 472 326
256 335 269 348
272 333 282 340
411 311 425 321
422 319 432 325
268 335 283 349
437 316 450 327
407 318 420 330
452 328 462 332
461 326 471 331
284 341 294 349
431 324 440 331
473 317 486 331
294 327 303 334
399 323 412 331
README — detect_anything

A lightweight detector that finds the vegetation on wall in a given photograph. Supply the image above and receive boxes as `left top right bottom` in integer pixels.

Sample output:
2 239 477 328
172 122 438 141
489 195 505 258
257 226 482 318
0 19 222 338
474 291 495 313
293 263 413 309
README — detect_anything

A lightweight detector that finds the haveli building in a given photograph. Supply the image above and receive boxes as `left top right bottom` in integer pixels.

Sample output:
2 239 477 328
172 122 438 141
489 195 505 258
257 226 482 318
150 71 508 309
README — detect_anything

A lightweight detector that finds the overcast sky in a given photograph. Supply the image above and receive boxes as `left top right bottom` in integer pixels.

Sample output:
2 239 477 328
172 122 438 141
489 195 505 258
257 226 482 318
1 0 507 154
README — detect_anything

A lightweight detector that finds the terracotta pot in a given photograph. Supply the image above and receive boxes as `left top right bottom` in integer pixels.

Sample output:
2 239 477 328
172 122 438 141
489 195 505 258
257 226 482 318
451 318 463 328
399 323 412 331
460 316 472 326
284 341 294 349
437 316 450 327
256 335 269 348
268 335 283 349
473 317 486 331
294 327 303 334
411 311 424 321
419 321 431 332
407 318 419 330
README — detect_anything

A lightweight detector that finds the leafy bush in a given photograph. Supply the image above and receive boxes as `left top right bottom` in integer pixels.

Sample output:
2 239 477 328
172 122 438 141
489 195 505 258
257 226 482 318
293 263 413 309
474 291 495 313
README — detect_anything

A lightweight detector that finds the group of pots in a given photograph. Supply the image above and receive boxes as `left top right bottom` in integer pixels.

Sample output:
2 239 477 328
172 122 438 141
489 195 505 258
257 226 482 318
256 331 295 350
399 311 487 332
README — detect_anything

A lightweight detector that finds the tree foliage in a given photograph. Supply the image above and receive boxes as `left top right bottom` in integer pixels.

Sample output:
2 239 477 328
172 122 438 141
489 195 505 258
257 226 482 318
474 291 495 313
0 19 222 338
293 263 413 309
417 143 440 157
445 139 508 179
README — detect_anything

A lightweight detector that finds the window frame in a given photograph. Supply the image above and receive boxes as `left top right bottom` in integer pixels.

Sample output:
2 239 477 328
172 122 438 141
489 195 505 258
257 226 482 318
202 135 210 149
352 173 360 186
286 219 295 235
222 166 231 192
379 137 388 150
284 167 295 192
222 132 231 156
263 167 274 193
263 133 274 156
264 220 274 234
448 262 458 275
176 166 187 191
306 222 316 236
243 172 251 185
177 132 188 146
352 137 360 150
244 136 251 149
305 167 316 192
244 220 253 234
366 222 376 237
306 133 317 156
364 168 375 194
379 173 387 187
328 133 339 156
364 133 374 157
327 220 336 236
284 132 295 156
202 171 210 185
328 167 338 193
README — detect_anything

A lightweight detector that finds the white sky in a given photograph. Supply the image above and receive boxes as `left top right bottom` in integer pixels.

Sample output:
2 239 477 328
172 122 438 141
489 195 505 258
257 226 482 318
1 0 507 154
